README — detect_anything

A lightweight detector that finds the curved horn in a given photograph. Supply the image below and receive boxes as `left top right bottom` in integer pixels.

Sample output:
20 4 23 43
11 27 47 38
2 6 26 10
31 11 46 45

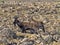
13 15 19 19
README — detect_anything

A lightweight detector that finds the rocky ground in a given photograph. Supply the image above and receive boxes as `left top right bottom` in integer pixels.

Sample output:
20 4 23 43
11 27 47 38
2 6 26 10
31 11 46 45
0 0 60 45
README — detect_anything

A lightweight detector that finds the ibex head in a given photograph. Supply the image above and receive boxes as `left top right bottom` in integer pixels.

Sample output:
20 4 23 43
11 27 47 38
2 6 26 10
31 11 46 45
13 16 19 26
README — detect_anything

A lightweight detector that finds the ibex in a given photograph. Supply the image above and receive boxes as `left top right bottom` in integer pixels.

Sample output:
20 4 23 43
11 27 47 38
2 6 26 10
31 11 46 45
13 16 45 34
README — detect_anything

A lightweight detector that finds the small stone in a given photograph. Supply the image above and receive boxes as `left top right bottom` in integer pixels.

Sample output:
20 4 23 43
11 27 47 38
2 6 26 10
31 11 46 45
55 4 60 8
43 18 49 23
53 34 60 41
7 42 17 45
20 40 34 45
21 38 28 42
35 39 41 43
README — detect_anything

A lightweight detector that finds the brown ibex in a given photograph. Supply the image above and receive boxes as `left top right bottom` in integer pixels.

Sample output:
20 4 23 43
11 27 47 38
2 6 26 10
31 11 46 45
13 16 45 34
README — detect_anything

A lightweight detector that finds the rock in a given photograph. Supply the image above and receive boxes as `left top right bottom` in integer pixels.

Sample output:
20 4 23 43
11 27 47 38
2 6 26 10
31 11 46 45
0 28 17 39
44 35 53 44
50 30 57 35
0 37 8 44
21 38 28 42
55 3 60 8
20 40 34 45
3 17 8 22
43 18 49 23
35 39 41 44
0 16 3 22
7 42 17 45
0 26 2 30
53 34 60 41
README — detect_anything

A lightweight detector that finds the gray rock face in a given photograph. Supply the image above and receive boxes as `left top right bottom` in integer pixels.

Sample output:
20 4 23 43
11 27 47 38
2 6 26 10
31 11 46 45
0 28 18 45
0 28 15 38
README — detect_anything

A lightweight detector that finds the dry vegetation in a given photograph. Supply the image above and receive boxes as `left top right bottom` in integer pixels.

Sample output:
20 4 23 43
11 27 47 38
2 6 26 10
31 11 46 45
0 0 60 45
